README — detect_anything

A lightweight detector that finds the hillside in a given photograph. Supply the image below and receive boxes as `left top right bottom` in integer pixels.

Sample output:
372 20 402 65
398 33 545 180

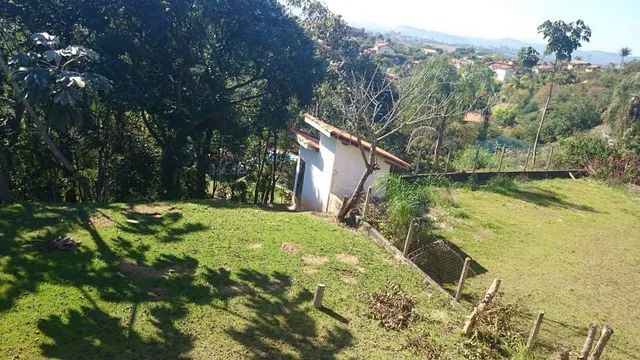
0 202 468 359
432 179 640 359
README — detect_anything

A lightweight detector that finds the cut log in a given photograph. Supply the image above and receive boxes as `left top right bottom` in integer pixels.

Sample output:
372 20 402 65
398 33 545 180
578 322 598 360
588 325 613 360
463 278 501 336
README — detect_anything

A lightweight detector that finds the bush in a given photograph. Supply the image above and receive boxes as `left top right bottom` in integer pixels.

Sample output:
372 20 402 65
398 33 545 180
589 154 640 185
452 146 496 171
553 135 615 169
377 175 431 241
493 105 518 127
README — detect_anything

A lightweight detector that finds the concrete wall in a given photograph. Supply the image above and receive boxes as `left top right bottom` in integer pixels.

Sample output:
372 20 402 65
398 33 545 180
330 140 391 200
296 135 337 211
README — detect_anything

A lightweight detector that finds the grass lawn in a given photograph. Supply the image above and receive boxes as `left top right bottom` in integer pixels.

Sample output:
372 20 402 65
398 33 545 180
0 201 466 359
433 179 640 360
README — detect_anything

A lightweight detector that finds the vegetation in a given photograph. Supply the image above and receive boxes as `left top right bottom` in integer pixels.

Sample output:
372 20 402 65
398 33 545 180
0 201 474 359
432 179 640 360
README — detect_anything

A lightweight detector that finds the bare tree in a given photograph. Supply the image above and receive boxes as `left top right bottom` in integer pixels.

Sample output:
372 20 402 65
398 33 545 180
336 58 488 221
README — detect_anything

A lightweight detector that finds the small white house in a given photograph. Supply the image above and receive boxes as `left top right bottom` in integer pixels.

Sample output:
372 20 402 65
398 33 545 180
489 62 515 82
291 114 411 213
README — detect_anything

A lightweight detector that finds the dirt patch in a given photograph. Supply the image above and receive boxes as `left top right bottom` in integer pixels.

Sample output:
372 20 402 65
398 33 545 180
301 267 318 275
301 255 329 266
336 254 359 265
280 242 300 254
90 213 115 228
223 284 255 297
341 275 358 284
118 259 165 280
131 204 172 215
248 243 263 250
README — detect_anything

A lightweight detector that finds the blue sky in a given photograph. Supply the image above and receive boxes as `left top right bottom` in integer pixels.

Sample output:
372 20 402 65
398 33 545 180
322 0 639 53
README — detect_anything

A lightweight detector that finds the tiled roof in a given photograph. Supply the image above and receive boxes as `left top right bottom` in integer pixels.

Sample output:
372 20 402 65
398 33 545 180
463 112 484 123
290 128 320 152
303 113 411 169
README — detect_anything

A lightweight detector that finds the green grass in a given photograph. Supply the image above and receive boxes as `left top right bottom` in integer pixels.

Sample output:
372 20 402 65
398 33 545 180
0 201 466 359
433 179 640 359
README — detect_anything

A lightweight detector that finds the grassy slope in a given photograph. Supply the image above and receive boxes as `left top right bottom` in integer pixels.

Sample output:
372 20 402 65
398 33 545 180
435 179 640 360
0 202 465 360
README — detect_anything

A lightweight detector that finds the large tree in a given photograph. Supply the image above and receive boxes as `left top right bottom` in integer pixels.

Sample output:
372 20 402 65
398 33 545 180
532 19 591 164
517 46 541 70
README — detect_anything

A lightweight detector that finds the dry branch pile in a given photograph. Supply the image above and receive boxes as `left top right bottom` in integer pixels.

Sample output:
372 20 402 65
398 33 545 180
365 283 419 330
38 235 81 253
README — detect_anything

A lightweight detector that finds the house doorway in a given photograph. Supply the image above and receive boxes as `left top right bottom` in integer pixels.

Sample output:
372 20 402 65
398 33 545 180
294 159 306 208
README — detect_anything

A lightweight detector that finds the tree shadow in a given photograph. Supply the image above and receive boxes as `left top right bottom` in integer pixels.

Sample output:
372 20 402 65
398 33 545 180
408 234 488 286
221 269 354 360
481 180 599 212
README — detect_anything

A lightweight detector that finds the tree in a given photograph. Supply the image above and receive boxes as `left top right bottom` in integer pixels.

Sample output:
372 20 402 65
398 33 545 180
619 47 632 69
335 56 490 221
517 46 541 70
532 19 591 164
0 31 111 201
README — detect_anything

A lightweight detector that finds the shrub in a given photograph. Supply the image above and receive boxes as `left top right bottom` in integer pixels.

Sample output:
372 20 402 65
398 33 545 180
451 146 496 171
493 105 518 127
377 175 431 241
553 135 615 169
589 154 640 185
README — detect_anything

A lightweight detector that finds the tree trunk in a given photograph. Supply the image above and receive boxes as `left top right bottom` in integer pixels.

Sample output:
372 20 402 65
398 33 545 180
337 139 377 222
95 104 113 202
268 132 279 204
0 159 13 204
195 128 213 199
532 58 558 165
432 118 446 171
253 133 269 204
0 53 94 202
160 141 181 200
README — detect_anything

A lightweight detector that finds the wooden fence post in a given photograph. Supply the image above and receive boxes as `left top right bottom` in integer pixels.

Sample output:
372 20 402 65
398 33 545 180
414 149 422 175
313 284 325 308
523 145 532 172
525 311 545 351
444 149 452 174
472 146 480 174
402 219 418 257
578 322 599 360
546 145 554 173
498 146 506 173
362 186 373 222
454 257 471 303
463 278 501 336
588 325 613 360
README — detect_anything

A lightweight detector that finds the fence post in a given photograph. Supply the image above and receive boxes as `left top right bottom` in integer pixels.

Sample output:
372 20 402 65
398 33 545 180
444 149 452 174
588 325 613 360
463 278 501 336
546 145 554 173
414 149 422 175
454 257 471 303
313 284 326 308
472 146 480 174
523 145 532 172
362 186 373 222
402 219 418 257
578 322 599 360
498 146 506 173
526 311 545 351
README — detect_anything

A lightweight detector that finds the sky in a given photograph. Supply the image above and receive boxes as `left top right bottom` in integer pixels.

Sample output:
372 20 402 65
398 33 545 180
322 0 639 53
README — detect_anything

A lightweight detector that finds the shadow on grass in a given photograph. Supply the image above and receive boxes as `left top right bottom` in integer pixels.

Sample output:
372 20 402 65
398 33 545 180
407 234 488 286
0 203 353 359
480 178 599 212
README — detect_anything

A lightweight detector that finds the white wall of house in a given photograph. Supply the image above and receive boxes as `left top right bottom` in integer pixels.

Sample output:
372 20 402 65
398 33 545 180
296 134 337 212
330 140 390 200
493 68 513 82
295 134 392 213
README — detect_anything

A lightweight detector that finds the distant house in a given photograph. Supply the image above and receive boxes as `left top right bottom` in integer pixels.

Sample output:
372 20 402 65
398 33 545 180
290 114 410 213
533 63 555 74
450 58 473 69
463 112 484 123
585 64 602 73
489 62 515 82
567 60 591 70
369 38 396 55
422 48 439 56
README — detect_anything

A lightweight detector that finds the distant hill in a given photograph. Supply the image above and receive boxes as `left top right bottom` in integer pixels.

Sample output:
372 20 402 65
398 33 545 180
354 24 637 66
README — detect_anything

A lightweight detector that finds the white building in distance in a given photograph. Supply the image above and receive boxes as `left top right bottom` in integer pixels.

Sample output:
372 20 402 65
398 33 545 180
290 114 411 213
